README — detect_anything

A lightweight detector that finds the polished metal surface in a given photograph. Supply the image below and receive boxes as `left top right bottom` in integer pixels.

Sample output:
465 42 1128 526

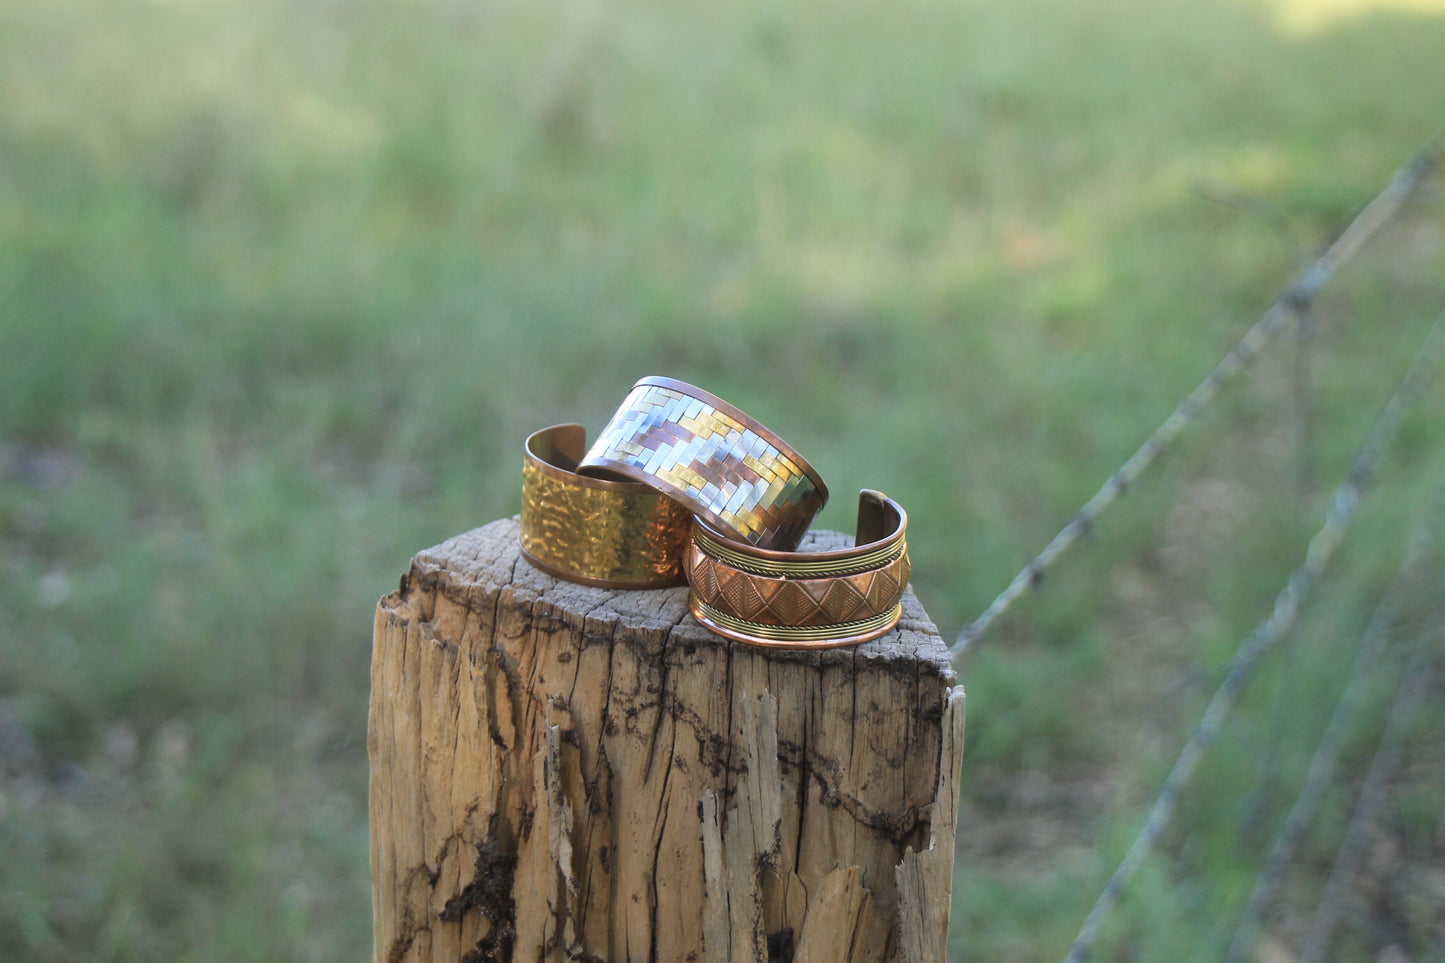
685 490 909 648
520 423 691 588
688 599 904 648
577 376 828 552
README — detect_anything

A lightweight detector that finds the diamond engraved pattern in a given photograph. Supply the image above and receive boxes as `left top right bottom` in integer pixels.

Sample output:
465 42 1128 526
579 380 826 551
686 540 910 628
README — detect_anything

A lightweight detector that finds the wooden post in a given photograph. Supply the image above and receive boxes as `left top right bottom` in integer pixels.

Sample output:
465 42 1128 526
369 517 965 962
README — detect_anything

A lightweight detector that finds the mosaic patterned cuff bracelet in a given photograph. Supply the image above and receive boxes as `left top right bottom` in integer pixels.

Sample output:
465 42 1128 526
576 376 828 552
519 423 693 588
685 490 910 648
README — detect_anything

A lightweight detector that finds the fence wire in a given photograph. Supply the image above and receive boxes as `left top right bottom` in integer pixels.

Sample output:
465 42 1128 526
951 130 1445 657
1299 572 1445 962
1223 470 1445 962
1062 306 1445 962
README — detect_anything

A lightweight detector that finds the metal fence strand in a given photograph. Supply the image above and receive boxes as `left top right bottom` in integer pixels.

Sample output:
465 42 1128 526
1062 306 1445 963
952 130 1445 657
1297 573 1445 963
1223 470 1445 963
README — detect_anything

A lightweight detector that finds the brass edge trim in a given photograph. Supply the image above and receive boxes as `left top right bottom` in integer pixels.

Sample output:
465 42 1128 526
693 526 906 578
689 597 903 645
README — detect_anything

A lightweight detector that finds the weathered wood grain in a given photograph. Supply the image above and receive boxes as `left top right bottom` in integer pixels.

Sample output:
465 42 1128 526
369 517 964 962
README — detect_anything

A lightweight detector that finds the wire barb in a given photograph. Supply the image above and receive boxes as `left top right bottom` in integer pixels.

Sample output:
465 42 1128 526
952 129 1445 658
1062 306 1445 963
1223 469 1445 963
1297 572 1445 963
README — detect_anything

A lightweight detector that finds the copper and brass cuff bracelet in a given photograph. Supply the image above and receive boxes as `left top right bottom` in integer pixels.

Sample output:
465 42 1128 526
520 424 692 588
685 490 910 648
577 376 828 553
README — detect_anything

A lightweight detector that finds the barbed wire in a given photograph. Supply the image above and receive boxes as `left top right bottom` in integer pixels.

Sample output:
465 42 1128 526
1298 571 1445 963
1062 305 1445 963
950 129 1445 657
1223 468 1445 962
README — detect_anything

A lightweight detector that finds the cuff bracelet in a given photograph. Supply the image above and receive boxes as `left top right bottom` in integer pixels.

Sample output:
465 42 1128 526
685 490 909 648
576 376 828 552
520 423 692 588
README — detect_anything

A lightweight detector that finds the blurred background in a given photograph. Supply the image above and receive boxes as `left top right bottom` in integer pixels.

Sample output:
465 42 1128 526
2 0 1443 959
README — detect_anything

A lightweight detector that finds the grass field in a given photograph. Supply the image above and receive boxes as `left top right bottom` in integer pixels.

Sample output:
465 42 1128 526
2 0 1444 959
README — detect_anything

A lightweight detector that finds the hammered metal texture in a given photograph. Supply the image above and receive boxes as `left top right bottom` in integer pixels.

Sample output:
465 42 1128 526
577 377 827 552
520 424 692 588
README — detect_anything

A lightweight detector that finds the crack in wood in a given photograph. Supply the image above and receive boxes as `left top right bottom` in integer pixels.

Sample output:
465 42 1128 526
371 519 961 962
383 907 422 963
439 834 518 962
776 738 927 843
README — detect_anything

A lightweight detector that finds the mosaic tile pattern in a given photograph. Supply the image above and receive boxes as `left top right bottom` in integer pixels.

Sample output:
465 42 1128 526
578 378 827 551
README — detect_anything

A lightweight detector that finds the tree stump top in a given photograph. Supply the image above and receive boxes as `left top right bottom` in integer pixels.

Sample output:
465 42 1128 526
406 517 956 679
371 516 964 962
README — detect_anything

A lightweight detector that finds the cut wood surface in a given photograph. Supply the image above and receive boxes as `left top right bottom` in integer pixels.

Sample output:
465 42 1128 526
369 517 965 962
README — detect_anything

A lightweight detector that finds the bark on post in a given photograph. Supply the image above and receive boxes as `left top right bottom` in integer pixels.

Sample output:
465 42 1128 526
369 517 965 962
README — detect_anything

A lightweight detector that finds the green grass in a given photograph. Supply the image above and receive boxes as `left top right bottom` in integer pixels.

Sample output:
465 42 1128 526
2 0 1444 959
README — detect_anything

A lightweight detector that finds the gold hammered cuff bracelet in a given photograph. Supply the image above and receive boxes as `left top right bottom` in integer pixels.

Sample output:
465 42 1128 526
576 376 828 553
520 423 692 588
685 490 910 648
